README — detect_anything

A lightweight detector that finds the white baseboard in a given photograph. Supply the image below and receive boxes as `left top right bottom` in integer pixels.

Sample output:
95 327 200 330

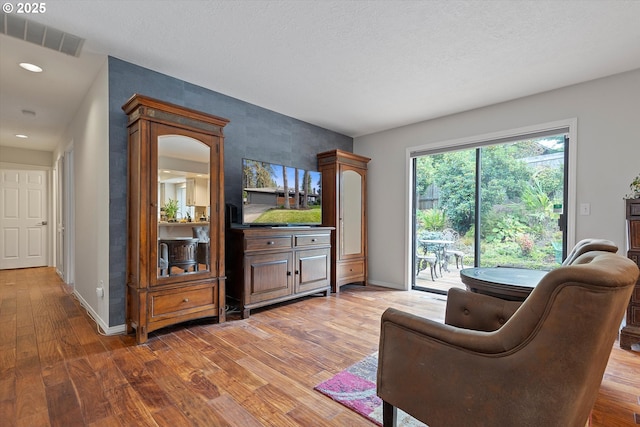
366 279 407 290
72 290 126 336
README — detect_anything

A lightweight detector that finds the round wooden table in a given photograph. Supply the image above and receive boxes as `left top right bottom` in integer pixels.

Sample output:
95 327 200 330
459 267 548 301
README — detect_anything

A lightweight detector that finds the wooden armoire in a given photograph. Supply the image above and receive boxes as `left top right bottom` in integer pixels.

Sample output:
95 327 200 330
317 149 371 292
122 94 229 344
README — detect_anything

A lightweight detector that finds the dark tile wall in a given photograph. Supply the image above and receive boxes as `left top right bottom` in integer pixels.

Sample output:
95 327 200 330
107 57 352 326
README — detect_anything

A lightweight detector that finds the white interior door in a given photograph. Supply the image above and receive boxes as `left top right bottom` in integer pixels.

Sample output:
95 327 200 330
0 169 48 269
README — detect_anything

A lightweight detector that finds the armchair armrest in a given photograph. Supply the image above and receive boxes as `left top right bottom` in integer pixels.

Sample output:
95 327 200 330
445 287 521 331
379 307 523 358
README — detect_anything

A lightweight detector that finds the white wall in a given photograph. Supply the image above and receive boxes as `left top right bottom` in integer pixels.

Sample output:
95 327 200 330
355 69 640 290
55 58 111 330
0 146 53 167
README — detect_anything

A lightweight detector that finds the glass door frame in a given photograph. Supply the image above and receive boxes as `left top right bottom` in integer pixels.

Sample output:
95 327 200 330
405 119 577 291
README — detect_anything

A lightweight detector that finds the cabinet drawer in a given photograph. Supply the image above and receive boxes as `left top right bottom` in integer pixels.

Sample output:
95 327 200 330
338 260 365 280
150 286 216 318
628 200 640 217
631 285 640 303
630 303 640 325
295 234 331 247
245 236 292 252
629 222 640 250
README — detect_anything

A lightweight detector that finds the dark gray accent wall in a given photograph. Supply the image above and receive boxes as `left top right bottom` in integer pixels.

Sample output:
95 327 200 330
107 56 352 326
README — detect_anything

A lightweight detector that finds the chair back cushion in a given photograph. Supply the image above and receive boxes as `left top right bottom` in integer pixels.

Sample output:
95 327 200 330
445 287 521 331
562 238 617 265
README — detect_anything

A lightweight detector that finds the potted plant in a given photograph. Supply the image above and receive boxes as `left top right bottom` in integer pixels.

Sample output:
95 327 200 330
164 198 179 222
624 174 640 199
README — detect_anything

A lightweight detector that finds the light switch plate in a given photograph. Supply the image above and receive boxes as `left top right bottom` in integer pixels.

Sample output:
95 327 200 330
580 203 591 215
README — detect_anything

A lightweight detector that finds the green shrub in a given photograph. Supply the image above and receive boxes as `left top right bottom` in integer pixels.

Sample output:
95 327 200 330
416 208 446 231
486 215 527 243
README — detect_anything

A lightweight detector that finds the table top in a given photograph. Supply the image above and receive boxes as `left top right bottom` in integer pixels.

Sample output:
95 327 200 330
459 267 548 300
158 237 199 242
460 267 547 287
419 239 454 245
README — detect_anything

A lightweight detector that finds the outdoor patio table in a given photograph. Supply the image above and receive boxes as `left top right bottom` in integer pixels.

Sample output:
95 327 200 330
419 239 454 272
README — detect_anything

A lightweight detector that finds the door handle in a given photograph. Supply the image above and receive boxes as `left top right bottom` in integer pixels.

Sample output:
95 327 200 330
38 221 48 226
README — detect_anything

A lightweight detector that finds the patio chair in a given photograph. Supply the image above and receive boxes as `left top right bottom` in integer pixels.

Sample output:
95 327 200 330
418 231 450 277
441 228 467 269
416 254 439 281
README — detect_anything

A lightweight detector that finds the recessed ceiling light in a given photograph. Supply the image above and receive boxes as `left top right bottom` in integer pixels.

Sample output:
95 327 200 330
19 62 43 73
16 134 29 139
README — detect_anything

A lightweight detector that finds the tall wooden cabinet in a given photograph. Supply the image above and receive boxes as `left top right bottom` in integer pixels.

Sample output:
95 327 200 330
317 149 370 292
122 94 229 344
621 198 640 349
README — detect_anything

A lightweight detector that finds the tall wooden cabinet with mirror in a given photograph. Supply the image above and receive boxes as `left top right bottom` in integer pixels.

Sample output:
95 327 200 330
318 149 371 292
123 94 229 344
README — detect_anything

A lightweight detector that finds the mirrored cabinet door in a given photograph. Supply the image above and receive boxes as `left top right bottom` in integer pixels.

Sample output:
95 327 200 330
156 132 211 279
341 168 363 257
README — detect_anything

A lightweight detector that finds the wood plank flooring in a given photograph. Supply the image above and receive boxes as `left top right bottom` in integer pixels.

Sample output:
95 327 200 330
1 267 638 426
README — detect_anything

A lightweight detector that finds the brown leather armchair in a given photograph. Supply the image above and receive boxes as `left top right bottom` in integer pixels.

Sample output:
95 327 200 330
446 240 619 332
377 253 639 427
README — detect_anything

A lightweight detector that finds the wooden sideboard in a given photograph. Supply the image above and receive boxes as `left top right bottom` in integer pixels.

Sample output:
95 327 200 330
227 227 333 318
621 198 640 349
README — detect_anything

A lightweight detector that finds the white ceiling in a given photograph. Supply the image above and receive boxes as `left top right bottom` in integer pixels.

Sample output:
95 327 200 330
2 1 640 153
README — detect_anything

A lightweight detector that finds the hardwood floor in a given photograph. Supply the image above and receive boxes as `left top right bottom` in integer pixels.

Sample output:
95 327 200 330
1 267 638 426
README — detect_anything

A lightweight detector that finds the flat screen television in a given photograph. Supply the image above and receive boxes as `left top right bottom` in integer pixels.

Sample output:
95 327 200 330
242 158 322 226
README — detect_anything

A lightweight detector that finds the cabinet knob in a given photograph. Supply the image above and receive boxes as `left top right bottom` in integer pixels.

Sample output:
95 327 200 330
311 238 317 242
183 298 189 303
267 241 275 245
287 271 292 276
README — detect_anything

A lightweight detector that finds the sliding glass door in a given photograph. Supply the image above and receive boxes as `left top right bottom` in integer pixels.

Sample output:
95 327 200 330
412 133 568 294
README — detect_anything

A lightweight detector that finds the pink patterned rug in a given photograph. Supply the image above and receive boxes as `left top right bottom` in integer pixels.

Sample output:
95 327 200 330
314 353 427 426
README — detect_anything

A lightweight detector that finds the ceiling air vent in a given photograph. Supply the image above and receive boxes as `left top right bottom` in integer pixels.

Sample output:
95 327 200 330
1 12 84 57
